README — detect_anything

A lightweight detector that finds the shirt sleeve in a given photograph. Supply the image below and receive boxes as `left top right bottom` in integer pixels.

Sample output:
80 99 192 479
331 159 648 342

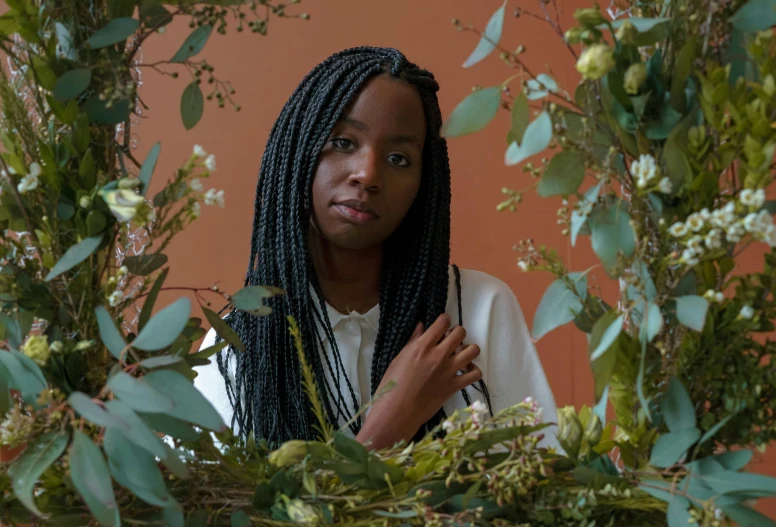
456 269 560 449
192 327 236 431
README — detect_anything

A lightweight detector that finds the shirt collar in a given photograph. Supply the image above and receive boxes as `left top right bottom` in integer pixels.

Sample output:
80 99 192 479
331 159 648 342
310 286 381 343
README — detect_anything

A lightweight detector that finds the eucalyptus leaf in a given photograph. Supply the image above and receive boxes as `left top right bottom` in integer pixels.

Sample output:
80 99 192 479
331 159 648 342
675 295 709 332
730 0 776 31
132 297 192 351
721 504 776 527
588 201 636 276
0 312 23 348
667 496 693 527
55 22 76 60
123 253 168 276
589 311 621 401
95 306 127 360
83 96 131 125
441 87 501 138
67 392 129 430
139 412 201 442
662 377 696 432
0 368 10 414
571 181 604 247
171 25 213 63
104 399 169 460
138 142 161 195
590 314 623 361
140 355 184 369
607 17 670 32
510 93 530 144
231 510 253 527
639 302 663 343
505 111 552 166
649 428 701 468
701 470 776 496
139 268 168 331
85 17 139 49
0 350 47 401
7 432 69 518
537 151 586 197
532 272 587 340
181 81 204 130
333 432 369 466
107 372 175 413
462 1 507 68
53 69 91 101
143 369 226 431
231 285 281 313
45 235 103 281
69 430 121 526
202 308 245 353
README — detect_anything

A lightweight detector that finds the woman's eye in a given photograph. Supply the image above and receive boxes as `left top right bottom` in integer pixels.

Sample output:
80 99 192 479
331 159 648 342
330 138 354 149
388 153 410 167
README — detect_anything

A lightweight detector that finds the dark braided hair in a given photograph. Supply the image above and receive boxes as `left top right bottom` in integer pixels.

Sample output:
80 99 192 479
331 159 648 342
216 47 490 448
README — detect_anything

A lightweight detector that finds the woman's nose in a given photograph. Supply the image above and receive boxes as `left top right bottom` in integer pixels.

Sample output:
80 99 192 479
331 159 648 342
348 149 381 191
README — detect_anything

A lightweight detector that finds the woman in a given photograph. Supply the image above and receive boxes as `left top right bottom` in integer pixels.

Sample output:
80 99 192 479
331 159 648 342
194 47 557 451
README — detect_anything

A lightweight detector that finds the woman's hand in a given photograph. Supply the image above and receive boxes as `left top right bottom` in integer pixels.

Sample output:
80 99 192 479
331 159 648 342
355 314 482 450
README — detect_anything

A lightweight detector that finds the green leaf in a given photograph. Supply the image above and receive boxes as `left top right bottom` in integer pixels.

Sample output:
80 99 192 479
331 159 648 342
532 273 587 340
181 81 204 130
202 308 245 353
590 314 623 361
762 200 776 214
140 0 174 28
0 367 10 414
731 0 776 31
139 412 200 442
108 0 136 18
570 181 604 247
231 285 281 315
163 505 185 527
333 432 369 466
67 392 129 430
636 335 651 422
589 311 620 401
85 17 139 49
702 470 776 497
537 151 586 197
675 295 709 332
588 201 636 276
644 102 683 140
374 510 418 519
699 411 739 445
53 69 91 101
607 17 670 32
667 496 693 527
510 93 530 144
231 510 253 527
639 302 663 343
69 430 121 526
188 340 228 361
30 57 57 91
633 260 657 301
104 399 169 460
722 504 776 527
139 355 183 369
139 268 168 331
662 377 696 432
143 369 226 431
650 428 701 468
103 427 176 508
107 372 175 413
123 253 168 276
462 1 506 68
525 74 558 100
45 235 103 281
95 306 127 360
132 297 192 351
83 96 131 125
505 111 552 166
138 142 160 195
671 37 696 112
171 25 213 63
0 350 47 401
0 312 23 348
441 86 501 138
7 432 69 518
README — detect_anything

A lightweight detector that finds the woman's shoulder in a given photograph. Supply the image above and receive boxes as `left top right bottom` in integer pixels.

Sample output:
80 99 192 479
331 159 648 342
448 266 519 305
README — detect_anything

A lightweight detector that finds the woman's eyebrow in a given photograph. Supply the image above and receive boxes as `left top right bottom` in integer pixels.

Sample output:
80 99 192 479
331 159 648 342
340 115 422 146
341 116 367 130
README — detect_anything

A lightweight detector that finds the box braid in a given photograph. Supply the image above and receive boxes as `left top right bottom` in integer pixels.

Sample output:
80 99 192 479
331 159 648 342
215 47 491 449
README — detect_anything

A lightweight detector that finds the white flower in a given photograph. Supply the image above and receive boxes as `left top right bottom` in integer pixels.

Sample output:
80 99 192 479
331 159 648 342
470 400 489 427
442 419 456 433
752 189 766 209
189 178 203 192
658 177 672 194
669 222 688 237
17 174 38 194
739 305 754 320
687 235 704 254
631 154 659 188
686 213 705 232
714 292 725 303
79 196 92 209
681 248 699 266
193 144 206 158
705 229 723 250
726 224 745 243
739 189 755 206
49 340 64 353
28 162 41 178
711 204 736 228
108 290 123 307
204 188 225 208
517 260 531 272
204 154 216 172
191 201 201 219
703 289 716 300
699 208 711 221
764 224 776 248
117 265 128 277
100 188 145 222
756 210 773 231
575 44 615 80
743 212 761 233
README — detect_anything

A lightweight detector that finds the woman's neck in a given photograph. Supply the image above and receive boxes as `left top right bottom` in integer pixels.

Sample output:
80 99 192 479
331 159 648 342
308 230 382 315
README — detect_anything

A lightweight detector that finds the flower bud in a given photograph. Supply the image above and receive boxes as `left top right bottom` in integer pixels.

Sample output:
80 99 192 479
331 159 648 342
615 21 639 45
269 440 308 467
575 44 615 81
557 406 583 457
574 8 606 27
584 413 603 446
21 335 50 366
286 499 320 525
624 63 647 94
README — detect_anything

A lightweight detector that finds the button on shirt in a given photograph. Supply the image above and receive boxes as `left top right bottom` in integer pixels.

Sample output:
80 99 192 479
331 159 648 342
194 267 559 447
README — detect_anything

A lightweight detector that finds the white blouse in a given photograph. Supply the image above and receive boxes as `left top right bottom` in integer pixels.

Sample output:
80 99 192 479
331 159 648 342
194 267 559 448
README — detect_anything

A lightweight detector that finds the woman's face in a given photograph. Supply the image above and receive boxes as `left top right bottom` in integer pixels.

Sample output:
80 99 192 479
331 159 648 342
310 75 426 251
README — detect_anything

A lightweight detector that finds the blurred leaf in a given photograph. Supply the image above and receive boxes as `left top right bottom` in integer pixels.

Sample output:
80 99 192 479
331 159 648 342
140 412 200 442
675 295 709 331
139 355 183 369
633 259 657 301
139 267 168 331
538 151 586 197
722 505 776 527
107 372 175 413
138 142 160 195
667 496 693 527
699 410 741 445
123 253 168 276
590 314 623 361
45 235 103 281
0 313 23 348
662 377 696 432
181 81 204 130
188 339 228 361
144 369 226 431
0 367 10 414
140 0 174 27
202 308 245 353
104 400 169 459
95 306 127 360
171 25 213 62
0 350 47 401
505 111 552 166
333 432 369 466
72 113 91 154
702 470 776 496
589 311 620 401
69 430 121 526
30 57 57 91
83 96 131 125
231 285 282 314
671 37 696 112
649 428 700 468
509 93 529 144
639 302 663 343
441 86 501 138
108 0 136 18
571 181 604 247
462 0 506 68
607 17 670 32
0 13 20 36
731 0 776 31
532 272 587 340
103 427 176 508
7 432 68 518
644 102 683 140
132 297 192 351
68 392 129 430
53 69 91 101
762 201 776 214
163 504 185 527
85 17 139 48
588 201 636 276
231 510 252 527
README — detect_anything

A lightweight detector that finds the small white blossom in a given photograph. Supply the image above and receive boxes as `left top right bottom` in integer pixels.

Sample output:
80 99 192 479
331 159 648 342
756 210 773 231
705 229 723 250
752 189 766 209
739 189 756 206
764 224 776 248
204 188 225 208
193 144 206 158
669 222 688 237
681 248 699 266
686 213 705 232
189 178 203 192
108 290 123 307
17 165 41 194
631 154 659 189
658 177 672 194
726 223 745 243
704 289 716 300
699 208 711 221
79 196 92 209
714 292 725 303
517 260 531 272
470 400 489 427
743 212 761 233
442 419 456 433
117 265 128 277
687 235 704 254
739 305 754 320
49 341 64 353
191 201 201 219
204 154 217 172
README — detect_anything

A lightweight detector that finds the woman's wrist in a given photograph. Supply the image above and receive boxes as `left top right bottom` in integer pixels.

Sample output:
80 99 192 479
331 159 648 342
355 401 420 450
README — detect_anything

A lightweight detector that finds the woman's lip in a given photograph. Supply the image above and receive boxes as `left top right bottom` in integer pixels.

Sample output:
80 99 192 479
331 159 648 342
334 204 378 223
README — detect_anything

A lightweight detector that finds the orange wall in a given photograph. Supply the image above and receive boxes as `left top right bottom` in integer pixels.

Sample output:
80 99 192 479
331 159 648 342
133 0 772 518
